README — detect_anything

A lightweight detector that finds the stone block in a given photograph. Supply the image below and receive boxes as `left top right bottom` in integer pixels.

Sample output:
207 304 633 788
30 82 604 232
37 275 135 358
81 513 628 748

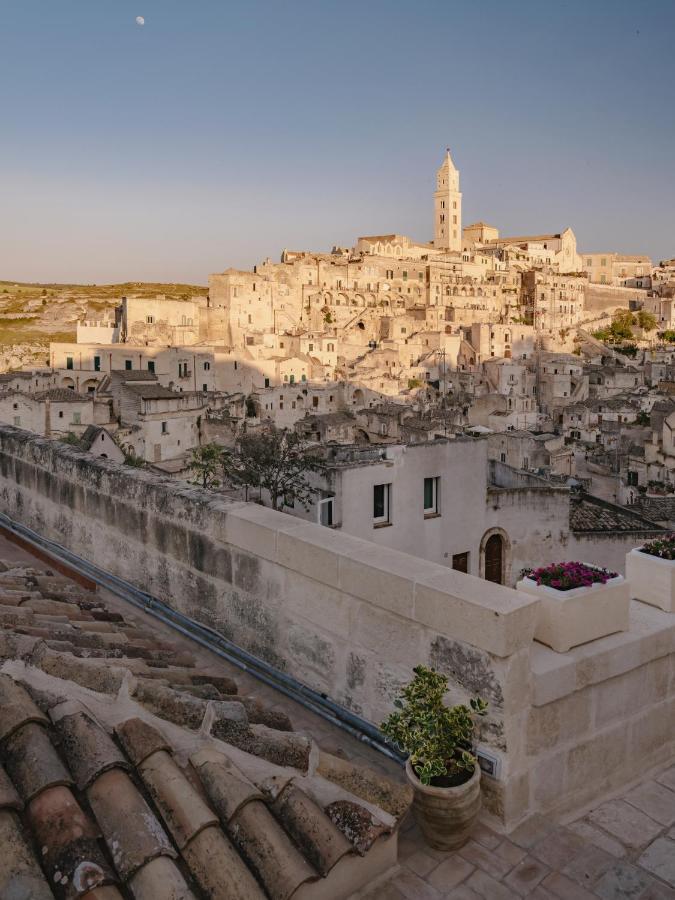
624 780 675 827
526 691 591 754
531 754 566 812
277 523 368 589
630 699 675 762
567 821 626 859
426 854 475 891
530 644 576 707
593 656 671 729
638 837 675 888
595 861 657 900
560 844 615 889
587 800 662 851
503 855 550 895
351 603 425 663
338 545 433 619
414 570 539 658
565 722 628 796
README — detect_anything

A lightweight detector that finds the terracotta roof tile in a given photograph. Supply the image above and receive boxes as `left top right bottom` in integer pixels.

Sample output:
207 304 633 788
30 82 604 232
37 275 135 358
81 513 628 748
26 784 115 898
3 722 73 803
0 808 54 900
52 707 130 790
86 768 176 880
0 673 49 741
0 559 410 897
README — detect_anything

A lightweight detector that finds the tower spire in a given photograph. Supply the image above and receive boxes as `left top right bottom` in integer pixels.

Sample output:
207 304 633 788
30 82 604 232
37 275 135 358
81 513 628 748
434 148 462 252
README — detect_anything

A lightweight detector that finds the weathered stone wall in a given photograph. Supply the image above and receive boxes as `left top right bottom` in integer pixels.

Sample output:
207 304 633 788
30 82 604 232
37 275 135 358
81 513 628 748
0 425 538 823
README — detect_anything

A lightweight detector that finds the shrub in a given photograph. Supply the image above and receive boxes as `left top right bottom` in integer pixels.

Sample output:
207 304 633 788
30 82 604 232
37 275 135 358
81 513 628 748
640 534 675 560
380 665 487 786
521 561 617 591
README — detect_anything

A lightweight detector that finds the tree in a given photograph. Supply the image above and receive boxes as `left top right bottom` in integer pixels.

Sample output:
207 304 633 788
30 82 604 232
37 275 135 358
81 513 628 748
223 428 320 511
637 310 657 332
188 442 223 489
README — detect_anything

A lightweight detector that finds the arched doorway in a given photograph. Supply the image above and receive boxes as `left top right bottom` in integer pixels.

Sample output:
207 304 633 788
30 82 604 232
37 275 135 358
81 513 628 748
480 528 510 585
484 535 503 584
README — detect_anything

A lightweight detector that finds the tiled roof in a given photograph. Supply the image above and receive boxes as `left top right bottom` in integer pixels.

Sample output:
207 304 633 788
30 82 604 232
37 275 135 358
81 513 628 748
0 560 410 899
110 370 159 381
34 389 90 403
569 495 665 533
627 497 675 525
123 383 181 400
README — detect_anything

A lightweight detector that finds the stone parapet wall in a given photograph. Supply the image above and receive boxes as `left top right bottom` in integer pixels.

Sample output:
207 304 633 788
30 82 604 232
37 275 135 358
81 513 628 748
0 425 673 831
0 425 537 823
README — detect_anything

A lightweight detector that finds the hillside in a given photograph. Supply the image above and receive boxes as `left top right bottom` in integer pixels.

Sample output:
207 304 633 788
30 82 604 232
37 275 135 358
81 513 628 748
0 280 206 370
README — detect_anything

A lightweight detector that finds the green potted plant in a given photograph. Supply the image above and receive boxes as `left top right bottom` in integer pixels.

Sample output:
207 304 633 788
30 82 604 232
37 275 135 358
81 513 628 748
381 665 487 850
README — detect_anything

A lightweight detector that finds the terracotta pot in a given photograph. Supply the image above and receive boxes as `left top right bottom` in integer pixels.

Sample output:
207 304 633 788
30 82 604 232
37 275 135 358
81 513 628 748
405 760 481 851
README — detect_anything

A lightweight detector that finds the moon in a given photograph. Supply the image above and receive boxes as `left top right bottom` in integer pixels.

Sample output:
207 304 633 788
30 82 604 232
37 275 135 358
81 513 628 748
135 16 145 26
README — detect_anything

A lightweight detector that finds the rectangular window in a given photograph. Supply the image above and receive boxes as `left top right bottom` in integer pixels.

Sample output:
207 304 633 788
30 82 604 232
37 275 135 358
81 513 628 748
148 361 155 374
146 315 154 324
202 384 208 392
161 421 168 434
318 498 334 527
72 412 81 425
94 356 101 372
264 377 270 387
423 476 440 515
452 552 469 573
13 416 20 426
373 483 391 525
66 356 73 370
312 396 319 407
125 360 132 370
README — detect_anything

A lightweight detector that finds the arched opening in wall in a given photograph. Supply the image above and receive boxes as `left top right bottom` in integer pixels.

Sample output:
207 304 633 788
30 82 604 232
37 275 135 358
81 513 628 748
352 388 364 405
355 428 370 443
357 322 365 330
61 376 75 389
480 528 510 585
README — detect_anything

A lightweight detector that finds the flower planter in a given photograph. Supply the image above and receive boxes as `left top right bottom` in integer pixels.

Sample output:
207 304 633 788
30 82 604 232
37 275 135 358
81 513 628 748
516 567 629 653
626 548 675 613
405 760 481 851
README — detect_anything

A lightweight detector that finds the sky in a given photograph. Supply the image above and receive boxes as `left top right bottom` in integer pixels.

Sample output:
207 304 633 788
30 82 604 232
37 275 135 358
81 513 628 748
1 0 674 285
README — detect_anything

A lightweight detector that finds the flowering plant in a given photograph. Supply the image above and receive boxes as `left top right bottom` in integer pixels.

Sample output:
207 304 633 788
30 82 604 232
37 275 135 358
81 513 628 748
640 534 675 560
521 561 618 592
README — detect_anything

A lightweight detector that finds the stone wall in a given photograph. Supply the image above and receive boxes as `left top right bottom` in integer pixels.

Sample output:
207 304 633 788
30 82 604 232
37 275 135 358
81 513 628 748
0 425 673 831
0 425 538 824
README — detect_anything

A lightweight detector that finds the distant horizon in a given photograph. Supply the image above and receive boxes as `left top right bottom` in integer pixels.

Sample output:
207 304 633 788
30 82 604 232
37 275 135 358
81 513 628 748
2 0 673 283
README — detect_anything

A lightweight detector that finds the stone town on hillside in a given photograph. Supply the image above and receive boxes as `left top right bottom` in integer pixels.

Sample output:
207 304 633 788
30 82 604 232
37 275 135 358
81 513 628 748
0 150 674 899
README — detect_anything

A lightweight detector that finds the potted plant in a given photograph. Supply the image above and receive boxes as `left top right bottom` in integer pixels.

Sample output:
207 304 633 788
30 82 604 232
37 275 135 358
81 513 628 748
380 665 487 850
626 534 675 613
517 561 629 653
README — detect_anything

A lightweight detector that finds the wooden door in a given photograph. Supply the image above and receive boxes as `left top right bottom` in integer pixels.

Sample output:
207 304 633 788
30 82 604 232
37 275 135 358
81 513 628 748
484 534 503 584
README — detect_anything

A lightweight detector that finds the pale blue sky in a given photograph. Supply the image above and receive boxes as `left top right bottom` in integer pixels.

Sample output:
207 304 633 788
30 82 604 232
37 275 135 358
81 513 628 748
1 0 674 283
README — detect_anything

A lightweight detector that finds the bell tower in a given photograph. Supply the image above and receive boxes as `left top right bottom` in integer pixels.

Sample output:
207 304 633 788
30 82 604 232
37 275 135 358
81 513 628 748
434 148 462 252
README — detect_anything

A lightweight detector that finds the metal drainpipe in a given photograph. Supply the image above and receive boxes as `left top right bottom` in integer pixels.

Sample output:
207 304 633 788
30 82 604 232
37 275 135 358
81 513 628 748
0 512 402 763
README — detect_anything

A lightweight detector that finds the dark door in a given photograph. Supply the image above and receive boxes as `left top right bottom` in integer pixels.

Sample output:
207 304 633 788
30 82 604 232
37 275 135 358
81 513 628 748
484 534 503 584
452 552 469 573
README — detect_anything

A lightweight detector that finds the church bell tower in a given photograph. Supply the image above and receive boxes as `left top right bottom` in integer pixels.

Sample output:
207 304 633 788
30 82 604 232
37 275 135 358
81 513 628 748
434 148 462 253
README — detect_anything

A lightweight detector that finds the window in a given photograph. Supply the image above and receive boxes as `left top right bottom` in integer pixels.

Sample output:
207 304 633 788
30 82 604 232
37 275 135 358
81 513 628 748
202 384 208 392
373 483 391 525
58 411 64 418
452 552 469 573
66 357 73 370
312 396 319 408
423 477 440 515
161 421 168 434
204 362 210 370
148 361 155 374
72 412 81 425
125 360 132 370
94 356 101 372
500 452 506 463
13 416 20 426
146 315 154 324
318 498 334 527
264 378 270 388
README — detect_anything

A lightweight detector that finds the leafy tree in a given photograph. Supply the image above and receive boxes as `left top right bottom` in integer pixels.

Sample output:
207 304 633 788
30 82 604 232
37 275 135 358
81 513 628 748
660 330 675 344
637 310 657 332
188 442 223 489
223 428 320 511
636 410 651 426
